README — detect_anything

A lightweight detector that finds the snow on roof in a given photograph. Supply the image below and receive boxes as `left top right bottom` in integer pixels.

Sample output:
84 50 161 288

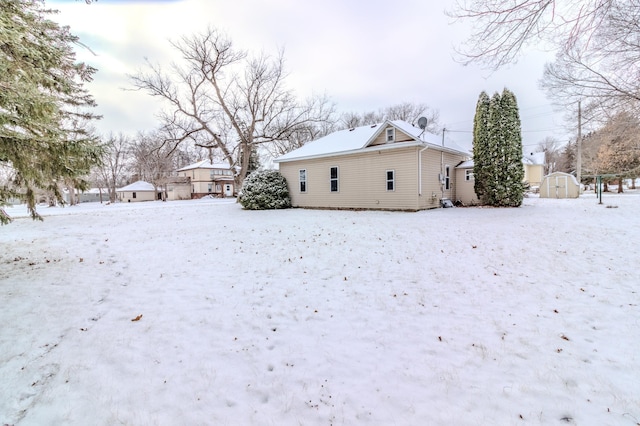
456 155 544 169
116 180 157 192
275 120 469 162
524 152 546 165
275 123 380 162
456 160 474 169
176 159 232 172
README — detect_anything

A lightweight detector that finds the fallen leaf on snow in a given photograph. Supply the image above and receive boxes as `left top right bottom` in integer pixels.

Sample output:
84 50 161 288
131 314 143 322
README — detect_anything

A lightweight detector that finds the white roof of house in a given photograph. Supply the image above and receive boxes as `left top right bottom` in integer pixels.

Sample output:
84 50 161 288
456 160 474 169
116 181 157 192
456 156 544 169
274 120 470 163
523 152 546 165
176 159 232 172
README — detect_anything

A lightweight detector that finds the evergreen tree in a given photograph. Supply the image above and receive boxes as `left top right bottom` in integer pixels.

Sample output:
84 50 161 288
471 89 524 207
472 91 491 201
499 89 524 206
0 0 102 224
483 92 503 205
242 145 260 176
239 170 291 210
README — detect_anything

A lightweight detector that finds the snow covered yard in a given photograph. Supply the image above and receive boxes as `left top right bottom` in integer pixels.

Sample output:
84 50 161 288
1 194 638 426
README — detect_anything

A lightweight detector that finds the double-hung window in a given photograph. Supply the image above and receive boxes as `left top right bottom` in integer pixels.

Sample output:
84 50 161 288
386 170 395 191
465 169 474 181
330 167 339 192
299 169 307 193
386 128 395 143
445 165 451 190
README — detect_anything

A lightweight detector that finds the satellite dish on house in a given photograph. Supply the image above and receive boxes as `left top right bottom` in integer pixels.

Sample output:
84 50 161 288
418 117 428 130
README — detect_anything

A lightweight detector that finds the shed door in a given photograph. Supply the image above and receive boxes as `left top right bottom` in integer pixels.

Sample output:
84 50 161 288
551 175 568 198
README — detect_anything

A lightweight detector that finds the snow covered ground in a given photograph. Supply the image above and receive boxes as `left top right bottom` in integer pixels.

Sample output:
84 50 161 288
1 193 639 425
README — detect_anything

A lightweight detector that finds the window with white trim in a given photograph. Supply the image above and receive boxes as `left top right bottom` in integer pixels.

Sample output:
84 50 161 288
330 167 339 192
445 165 451 190
386 128 395 143
386 170 395 191
299 169 307 193
465 169 474 181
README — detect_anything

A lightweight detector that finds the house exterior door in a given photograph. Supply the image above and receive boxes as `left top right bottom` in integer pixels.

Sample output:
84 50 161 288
224 184 233 197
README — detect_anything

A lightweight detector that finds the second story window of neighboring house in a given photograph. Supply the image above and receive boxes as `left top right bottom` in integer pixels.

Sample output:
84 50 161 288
330 167 338 192
386 128 395 143
299 169 307 192
465 169 474 181
445 165 451 190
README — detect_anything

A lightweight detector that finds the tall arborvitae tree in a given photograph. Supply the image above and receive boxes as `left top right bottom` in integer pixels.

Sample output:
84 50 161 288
472 91 491 202
472 89 524 207
0 0 102 224
485 92 503 205
497 89 524 206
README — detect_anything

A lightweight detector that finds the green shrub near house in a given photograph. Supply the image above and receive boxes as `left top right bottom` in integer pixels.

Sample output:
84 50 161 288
239 170 291 210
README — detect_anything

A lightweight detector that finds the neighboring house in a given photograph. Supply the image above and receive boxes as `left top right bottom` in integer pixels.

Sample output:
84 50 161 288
63 188 108 204
175 160 235 199
523 152 545 190
539 172 580 198
161 176 191 201
273 120 470 211
116 180 161 203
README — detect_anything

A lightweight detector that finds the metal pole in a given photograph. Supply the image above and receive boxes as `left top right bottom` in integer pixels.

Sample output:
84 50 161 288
577 101 582 193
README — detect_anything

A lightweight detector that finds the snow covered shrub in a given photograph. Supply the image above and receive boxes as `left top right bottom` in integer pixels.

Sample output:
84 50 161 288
239 170 291 210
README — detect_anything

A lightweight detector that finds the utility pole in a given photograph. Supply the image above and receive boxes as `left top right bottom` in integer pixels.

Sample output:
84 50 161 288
577 101 582 192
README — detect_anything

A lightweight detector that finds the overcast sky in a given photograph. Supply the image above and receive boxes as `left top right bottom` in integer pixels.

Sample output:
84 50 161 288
49 0 574 153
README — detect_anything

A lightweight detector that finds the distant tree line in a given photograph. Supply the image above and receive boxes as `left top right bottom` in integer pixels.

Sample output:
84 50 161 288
549 113 640 192
1 1 443 223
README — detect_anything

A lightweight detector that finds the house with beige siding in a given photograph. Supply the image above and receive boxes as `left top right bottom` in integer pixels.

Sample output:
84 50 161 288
175 160 236 199
523 152 545 190
274 120 470 211
116 181 161 203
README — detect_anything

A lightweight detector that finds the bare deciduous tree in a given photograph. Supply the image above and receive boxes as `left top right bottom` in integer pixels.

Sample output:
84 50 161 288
94 133 132 203
535 136 562 174
339 102 441 133
592 112 640 191
448 0 615 70
450 0 640 124
541 1 640 117
130 131 176 192
130 27 334 186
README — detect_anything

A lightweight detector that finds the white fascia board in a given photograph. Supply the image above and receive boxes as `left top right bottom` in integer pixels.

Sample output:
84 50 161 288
273 141 424 163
